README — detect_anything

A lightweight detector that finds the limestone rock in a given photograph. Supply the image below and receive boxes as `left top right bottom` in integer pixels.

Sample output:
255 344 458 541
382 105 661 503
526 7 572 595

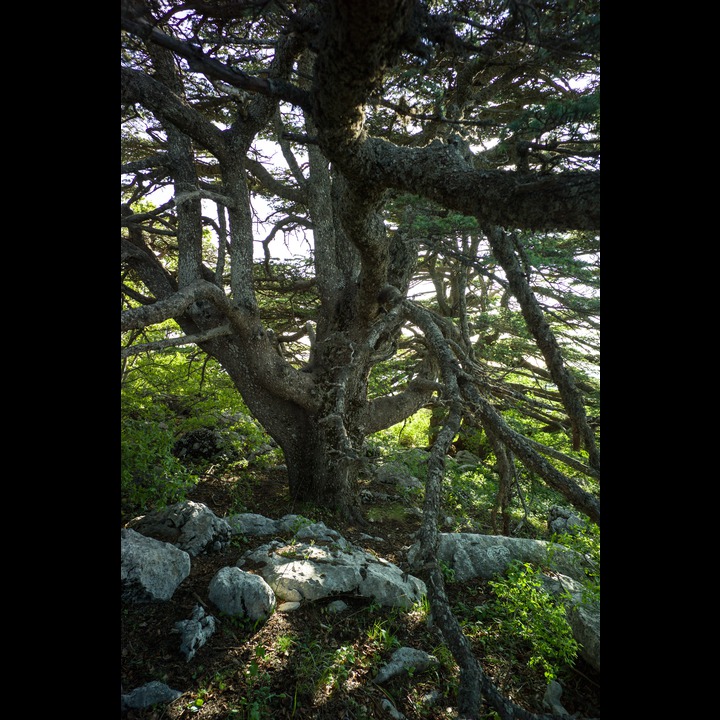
121 681 182 710
239 541 425 608
173 604 216 661
208 566 276 622
121 528 190 602
127 501 232 556
374 647 438 684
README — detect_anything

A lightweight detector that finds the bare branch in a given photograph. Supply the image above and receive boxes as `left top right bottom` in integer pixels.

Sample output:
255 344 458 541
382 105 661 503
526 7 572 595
120 324 233 358
174 189 237 210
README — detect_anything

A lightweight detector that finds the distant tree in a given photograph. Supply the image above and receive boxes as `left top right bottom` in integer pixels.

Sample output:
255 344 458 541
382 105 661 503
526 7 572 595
122 3 599 713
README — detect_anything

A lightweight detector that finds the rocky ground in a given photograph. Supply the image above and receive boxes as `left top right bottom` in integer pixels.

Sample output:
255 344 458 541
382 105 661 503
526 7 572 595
120 464 600 719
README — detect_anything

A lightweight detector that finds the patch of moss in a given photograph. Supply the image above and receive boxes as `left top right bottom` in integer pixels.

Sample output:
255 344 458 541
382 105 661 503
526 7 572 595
367 503 413 523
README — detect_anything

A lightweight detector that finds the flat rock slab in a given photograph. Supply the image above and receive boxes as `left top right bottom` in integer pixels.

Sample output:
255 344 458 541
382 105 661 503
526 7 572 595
239 540 426 608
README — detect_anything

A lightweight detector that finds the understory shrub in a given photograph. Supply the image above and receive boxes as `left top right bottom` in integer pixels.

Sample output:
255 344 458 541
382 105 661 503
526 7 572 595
121 418 198 518
487 560 579 681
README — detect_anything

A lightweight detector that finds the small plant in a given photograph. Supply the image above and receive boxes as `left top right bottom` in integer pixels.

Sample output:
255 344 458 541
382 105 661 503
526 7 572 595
276 634 296 656
289 515 315 533
366 619 400 651
319 644 357 690
488 561 579 681
439 559 456 584
226 474 256 514
292 637 325 697
411 594 431 620
186 687 209 712
430 642 459 696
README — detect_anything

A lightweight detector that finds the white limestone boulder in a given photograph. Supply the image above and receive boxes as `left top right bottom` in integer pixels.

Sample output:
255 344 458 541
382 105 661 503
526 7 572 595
121 528 191 602
239 540 425 608
208 566 276 622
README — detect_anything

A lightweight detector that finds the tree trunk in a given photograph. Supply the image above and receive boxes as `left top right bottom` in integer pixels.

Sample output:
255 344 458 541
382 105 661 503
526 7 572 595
280 418 363 522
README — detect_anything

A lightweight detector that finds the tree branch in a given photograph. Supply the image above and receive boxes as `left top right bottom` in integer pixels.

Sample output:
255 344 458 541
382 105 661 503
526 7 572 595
121 14 311 112
120 280 218 331
403 299 599 524
405 297 591 719
486 227 599 470
121 67 229 161
120 324 233 358
360 139 600 232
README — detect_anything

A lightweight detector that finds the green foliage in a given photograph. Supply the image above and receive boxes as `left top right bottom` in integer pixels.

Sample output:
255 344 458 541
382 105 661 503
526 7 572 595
443 463 497 529
275 634 296 656
291 637 325 698
120 417 198 518
121 0 601 712
505 91 599 138
366 618 400 652
412 594 431 619
454 423 491 459
366 503 413 524
405 206 479 237
186 688 208 711
550 522 600 601
121 345 281 517
367 351 426 403
122 346 258 441
368 411 596 539
439 559 456 584
488 561 579 681
393 447 430 479
427 642 459 694
319 644 357 690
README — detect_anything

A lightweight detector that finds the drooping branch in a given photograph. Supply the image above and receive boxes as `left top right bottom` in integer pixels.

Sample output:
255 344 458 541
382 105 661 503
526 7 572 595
121 68 229 161
461 378 600 525
363 378 437 435
244 156 307 205
121 232 178 299
399 298 486 716
486 227 599 471
121 153 170 174
405 300 580 720
525 436 599 480
174 188 237 210
403 299 599 524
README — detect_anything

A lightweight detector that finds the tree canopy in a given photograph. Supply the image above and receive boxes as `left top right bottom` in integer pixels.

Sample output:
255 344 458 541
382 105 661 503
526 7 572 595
121 2 599 716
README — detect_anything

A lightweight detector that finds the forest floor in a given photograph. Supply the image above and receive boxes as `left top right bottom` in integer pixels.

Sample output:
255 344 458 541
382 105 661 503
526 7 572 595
121 464 600 719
